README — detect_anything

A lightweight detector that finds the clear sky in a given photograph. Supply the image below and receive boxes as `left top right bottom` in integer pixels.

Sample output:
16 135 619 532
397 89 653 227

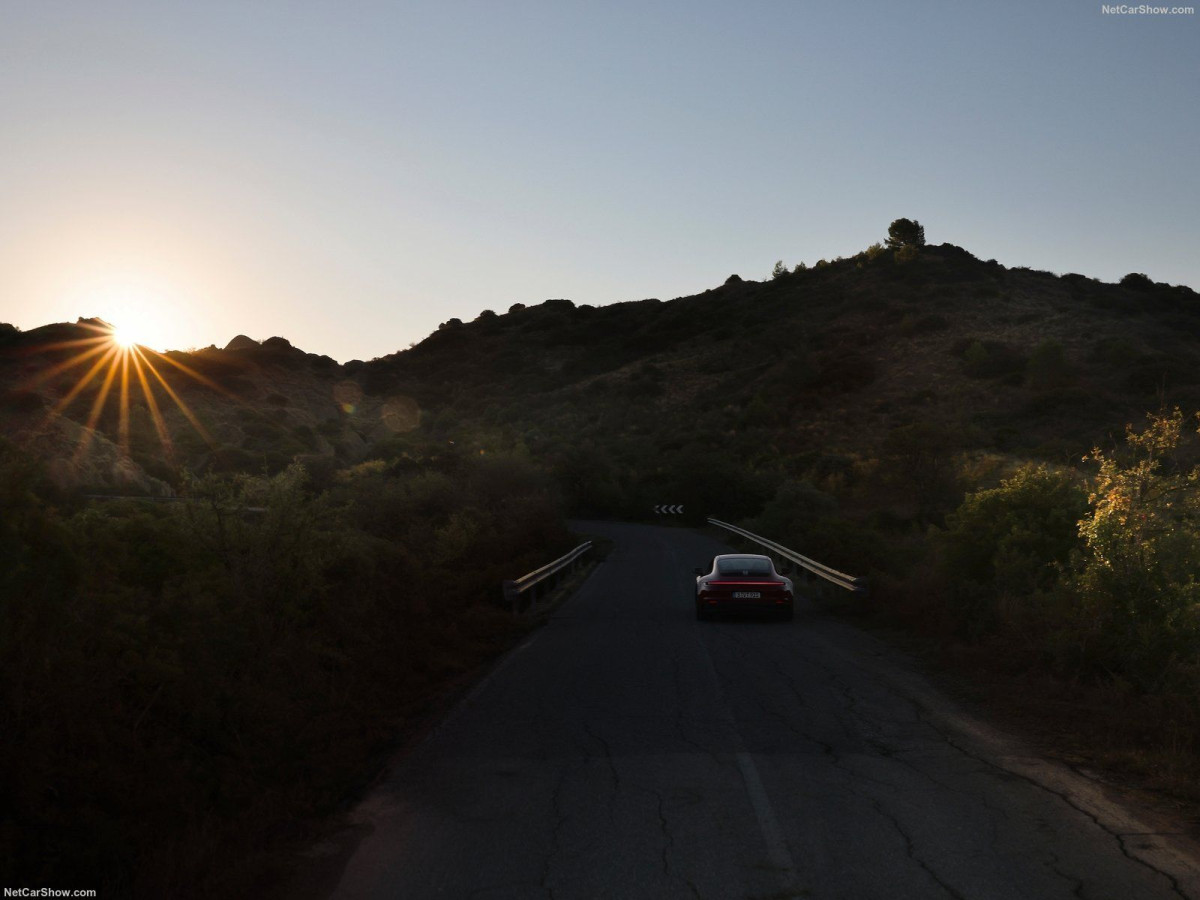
1 1 1196 362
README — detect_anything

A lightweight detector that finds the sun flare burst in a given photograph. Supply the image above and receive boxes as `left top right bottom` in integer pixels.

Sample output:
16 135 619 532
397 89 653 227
110 325 141 349
20 317 237 468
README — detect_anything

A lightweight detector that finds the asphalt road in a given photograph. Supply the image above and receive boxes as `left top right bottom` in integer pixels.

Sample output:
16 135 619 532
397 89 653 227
327 521 1200 900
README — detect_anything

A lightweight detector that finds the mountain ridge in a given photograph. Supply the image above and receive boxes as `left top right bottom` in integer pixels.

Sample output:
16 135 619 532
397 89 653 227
3 239 1199 504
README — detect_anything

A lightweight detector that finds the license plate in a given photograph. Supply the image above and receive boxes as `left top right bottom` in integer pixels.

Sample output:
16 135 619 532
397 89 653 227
733 591 761 599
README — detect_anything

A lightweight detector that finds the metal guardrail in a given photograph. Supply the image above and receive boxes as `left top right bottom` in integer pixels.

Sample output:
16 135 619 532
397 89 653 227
84 494 267 513
707 518 868 595
84 494 182 502
501 541 593 616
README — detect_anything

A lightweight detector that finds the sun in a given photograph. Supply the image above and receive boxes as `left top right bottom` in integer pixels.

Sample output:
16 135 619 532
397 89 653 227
110 324 143 349
75 284 178 353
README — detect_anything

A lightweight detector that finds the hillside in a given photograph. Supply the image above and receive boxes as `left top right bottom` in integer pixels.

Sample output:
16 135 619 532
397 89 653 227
3 240 1199 515
6 236 1200 894
367 242 1200 522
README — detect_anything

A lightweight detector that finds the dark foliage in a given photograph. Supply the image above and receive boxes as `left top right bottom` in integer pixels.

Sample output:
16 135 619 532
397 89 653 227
0 444 571 896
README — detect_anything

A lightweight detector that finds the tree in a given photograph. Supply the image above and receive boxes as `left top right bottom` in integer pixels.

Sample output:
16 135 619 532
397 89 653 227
886 218 926 250
771 260 788 280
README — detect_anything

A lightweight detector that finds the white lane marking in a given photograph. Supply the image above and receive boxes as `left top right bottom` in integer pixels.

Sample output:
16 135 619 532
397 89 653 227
665 534 800 883
736 750 798 875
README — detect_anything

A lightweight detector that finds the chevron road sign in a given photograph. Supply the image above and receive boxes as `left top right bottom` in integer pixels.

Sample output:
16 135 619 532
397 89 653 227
654 504 684 515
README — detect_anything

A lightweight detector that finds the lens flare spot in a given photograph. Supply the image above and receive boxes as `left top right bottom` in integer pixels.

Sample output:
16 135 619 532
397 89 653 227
381 395 421 432
333 380 363 413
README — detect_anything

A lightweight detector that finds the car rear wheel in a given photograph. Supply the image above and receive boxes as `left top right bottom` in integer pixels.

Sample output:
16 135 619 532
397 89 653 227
777 606 794 622
695 600 712 621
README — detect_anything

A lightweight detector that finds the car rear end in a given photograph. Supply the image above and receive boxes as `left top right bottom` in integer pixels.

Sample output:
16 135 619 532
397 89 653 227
697 576 793 619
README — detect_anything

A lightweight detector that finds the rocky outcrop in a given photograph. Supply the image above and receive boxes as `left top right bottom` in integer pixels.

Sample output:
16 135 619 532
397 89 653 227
224 335 260 351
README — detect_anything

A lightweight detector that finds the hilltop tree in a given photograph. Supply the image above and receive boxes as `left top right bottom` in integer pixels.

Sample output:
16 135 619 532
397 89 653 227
886 218 926 250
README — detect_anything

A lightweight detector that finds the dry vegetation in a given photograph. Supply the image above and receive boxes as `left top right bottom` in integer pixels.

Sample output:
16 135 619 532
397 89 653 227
4 230 1200 891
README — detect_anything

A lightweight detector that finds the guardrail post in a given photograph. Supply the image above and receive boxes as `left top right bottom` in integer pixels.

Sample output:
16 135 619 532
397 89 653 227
501 580 520 617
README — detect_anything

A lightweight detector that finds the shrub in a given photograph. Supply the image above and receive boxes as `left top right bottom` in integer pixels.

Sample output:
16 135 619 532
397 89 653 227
1120 272 1155 291
961 339 1026 379
751 480 838 541
1088 336 1139 369
1026 339 1070 390
963 340 990 375
943 465 1086 597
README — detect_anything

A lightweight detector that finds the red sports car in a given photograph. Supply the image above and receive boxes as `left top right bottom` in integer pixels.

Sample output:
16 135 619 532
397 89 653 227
694 554 794 621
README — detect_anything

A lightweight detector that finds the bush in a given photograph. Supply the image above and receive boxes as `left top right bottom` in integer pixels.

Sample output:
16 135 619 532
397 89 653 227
1121 272 1155 291
961 339 1026 379
1069 410 1200 690
943 465 1086 597
1089 336 1139 369
1026 339 1070 390
751 480 838 541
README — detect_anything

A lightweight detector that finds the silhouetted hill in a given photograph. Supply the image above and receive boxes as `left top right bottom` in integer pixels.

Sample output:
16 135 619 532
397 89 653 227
361 243 1200 502
2 239 1198 509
